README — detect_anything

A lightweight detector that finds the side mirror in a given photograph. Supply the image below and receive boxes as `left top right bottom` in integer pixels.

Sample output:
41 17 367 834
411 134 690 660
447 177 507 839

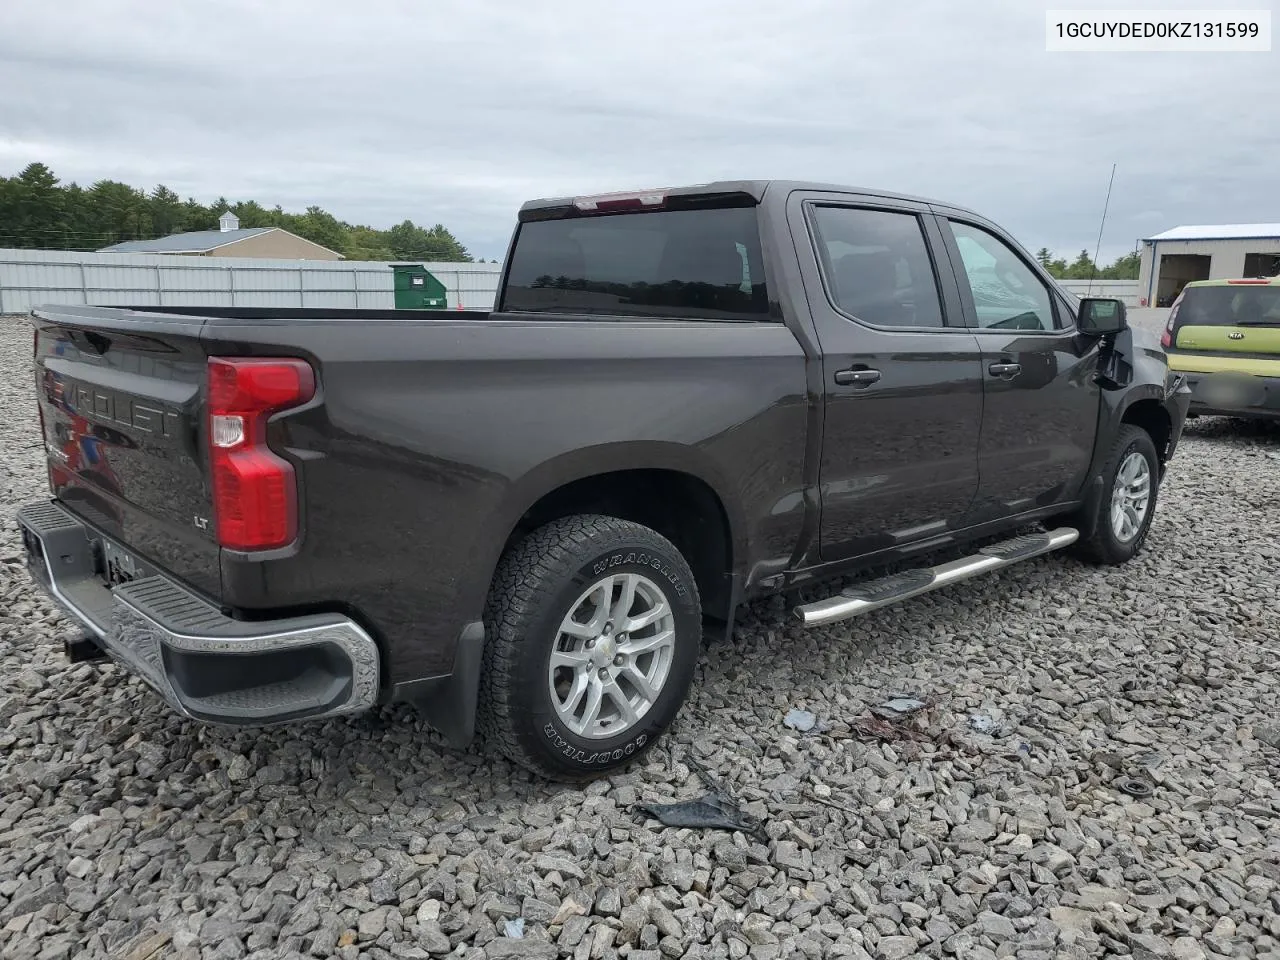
1077 298 1128 336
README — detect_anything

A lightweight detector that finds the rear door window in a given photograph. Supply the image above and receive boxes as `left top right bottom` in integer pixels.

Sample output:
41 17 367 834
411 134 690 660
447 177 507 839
1177 285 1280 326
808 206 947 328
501 207 769 320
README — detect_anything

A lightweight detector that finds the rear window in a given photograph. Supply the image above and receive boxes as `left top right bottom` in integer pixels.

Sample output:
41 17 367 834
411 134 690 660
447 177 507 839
1177 285 1280 326
501 207 770 320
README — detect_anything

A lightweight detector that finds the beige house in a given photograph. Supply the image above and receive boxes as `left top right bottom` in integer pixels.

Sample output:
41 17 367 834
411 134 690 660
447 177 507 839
99 211 343 260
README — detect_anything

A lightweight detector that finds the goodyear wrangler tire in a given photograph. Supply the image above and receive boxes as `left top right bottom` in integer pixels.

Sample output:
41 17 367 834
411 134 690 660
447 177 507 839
478 514 702 780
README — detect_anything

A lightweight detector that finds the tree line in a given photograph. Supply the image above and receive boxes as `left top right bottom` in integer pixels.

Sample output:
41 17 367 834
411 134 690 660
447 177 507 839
1035 247 1140 280
1 162 1145 275
0 162 477 262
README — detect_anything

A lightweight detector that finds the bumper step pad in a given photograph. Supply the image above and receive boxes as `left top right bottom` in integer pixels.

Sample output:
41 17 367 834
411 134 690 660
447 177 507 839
17 500 380 726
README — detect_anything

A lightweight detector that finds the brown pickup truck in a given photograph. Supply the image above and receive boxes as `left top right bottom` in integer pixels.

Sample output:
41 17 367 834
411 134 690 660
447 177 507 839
19 180 1190 778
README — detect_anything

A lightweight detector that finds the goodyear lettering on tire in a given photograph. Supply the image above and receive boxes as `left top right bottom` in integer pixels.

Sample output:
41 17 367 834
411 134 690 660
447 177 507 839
543 722 648 765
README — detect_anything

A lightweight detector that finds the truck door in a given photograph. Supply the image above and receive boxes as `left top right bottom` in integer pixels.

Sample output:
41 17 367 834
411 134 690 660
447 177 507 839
787 192 985 562
932 213 1101 522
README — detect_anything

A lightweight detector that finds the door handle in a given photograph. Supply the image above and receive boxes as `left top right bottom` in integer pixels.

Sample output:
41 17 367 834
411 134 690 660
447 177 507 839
834 367 882 387
988 362 1021 379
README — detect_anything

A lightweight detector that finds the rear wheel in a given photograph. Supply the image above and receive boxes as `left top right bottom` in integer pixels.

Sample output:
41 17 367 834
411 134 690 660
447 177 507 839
1069 424 1160 564
478 515 702 780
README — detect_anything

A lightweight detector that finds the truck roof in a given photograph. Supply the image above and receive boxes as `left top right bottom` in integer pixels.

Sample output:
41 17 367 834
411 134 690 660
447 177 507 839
518 180 979 218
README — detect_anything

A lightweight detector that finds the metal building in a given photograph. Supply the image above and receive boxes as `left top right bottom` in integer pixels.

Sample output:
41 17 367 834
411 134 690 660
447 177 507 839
1138 224 1280 307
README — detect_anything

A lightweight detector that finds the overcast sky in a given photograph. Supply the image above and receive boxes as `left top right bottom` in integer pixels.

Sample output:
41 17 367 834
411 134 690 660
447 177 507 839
1 0 1276 262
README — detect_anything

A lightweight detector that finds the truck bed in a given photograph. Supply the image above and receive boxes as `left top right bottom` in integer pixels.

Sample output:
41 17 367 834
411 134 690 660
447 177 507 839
30 303 811 691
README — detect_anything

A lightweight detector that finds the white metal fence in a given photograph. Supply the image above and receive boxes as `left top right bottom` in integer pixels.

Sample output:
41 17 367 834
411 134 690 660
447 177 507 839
0 248 1142 315
0 248 503 314
1056 279 1140 305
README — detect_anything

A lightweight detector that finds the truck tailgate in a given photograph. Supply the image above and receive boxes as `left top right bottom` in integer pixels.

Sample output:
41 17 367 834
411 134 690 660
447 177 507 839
32 308 222 599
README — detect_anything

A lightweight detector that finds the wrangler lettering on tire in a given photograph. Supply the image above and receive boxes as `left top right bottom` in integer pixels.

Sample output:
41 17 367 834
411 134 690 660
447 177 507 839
478 515 701 780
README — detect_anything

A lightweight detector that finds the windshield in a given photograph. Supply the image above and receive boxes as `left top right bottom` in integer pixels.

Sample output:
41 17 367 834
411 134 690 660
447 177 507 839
1178 285 1280 326
501 206 769 321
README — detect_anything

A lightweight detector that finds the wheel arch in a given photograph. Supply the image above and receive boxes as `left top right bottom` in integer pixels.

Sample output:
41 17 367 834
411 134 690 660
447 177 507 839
1119 395 1174 472
473 443 747 624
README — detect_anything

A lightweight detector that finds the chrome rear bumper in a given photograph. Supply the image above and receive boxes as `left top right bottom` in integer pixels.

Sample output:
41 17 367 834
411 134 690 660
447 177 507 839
17 500 380 726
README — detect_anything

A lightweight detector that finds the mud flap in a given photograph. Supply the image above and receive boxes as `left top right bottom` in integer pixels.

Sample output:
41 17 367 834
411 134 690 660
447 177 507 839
398 621 486 748
1076 472 1108 541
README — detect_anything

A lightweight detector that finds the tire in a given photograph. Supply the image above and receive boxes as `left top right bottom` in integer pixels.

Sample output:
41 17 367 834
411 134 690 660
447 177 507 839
478 514 702 780
1069 424 1160 565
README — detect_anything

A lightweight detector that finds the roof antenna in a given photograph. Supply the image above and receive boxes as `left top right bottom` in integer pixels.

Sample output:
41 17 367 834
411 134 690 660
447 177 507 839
1087 163 1117 298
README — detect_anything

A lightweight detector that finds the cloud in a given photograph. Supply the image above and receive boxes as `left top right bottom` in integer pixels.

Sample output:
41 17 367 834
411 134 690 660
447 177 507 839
1 0 1276 260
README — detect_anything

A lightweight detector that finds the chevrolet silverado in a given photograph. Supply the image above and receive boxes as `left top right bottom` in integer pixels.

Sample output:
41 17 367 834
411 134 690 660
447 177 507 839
18 180 1191 779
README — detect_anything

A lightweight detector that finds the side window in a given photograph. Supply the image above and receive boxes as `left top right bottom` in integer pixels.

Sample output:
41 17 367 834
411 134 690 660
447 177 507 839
947 221 1056 331
810 206 946 328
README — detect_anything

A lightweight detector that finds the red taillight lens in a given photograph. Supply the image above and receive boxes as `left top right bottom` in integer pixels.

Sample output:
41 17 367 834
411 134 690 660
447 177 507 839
1161 295 1182 348
34 327 53 489
207 358 315 551
210 359 314 414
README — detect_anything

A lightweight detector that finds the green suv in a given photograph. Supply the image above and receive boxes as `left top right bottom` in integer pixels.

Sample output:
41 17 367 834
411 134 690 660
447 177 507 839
1163 277 1280 421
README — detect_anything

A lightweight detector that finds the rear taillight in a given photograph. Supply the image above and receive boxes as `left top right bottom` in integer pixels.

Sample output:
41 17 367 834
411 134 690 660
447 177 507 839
34 327 52 488
1161 294 1182 348
207 358 315 551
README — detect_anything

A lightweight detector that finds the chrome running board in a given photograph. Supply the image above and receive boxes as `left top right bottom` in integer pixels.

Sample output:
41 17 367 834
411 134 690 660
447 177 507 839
794 527 1080 627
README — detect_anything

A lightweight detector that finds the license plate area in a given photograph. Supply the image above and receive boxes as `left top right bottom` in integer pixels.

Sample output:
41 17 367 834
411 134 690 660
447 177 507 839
1195 374 1266 408
100 538 141 587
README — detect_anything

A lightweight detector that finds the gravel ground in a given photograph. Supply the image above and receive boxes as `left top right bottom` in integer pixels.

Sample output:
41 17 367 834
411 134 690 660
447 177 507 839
1 313 1278 960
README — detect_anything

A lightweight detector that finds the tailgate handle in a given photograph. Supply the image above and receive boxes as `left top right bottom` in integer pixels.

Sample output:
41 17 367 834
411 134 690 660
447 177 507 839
71 330 112 356
85 332 112 355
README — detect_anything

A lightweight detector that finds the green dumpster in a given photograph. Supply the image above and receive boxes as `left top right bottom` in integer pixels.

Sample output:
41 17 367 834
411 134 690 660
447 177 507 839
391 264 448 309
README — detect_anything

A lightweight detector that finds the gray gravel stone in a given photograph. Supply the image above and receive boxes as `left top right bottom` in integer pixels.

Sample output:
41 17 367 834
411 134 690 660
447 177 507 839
416 922 451 955
976 910 1015 940
876 935 918 959
358 908 392 940
595 888 622 917
1171 938 1207 960
369 875 399 905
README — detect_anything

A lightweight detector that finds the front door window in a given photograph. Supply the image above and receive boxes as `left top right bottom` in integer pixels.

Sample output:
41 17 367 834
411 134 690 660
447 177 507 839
947 221 1057 332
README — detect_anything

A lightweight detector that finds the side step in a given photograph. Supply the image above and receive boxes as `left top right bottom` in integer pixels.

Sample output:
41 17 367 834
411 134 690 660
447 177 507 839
794 527 1079 627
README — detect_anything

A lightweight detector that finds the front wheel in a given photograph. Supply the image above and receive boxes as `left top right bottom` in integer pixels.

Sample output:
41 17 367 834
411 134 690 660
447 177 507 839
478 515 702 780
1069 424 1160 565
